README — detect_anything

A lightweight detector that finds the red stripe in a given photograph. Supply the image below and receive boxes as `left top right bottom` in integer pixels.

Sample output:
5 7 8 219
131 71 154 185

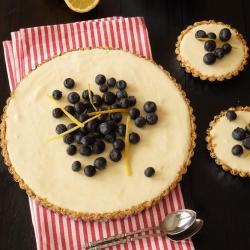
58 214 67 250
141 211 153 249
108 20 116 48
50 25 57 55
3 42 16 90
66 217 74 249
23 28 32 74
114 20 122 48
37 27 45 63
76 22 83 48
50 211 59 249
127 18 136 53
57 25 63 53
102 21 109 47
74 220 81 250
69 23 77 49
82 21 89 47
42 207 51 250
63 25 70 51
89 22 96 47
35 203 43 250
134 214 146 249
95 21 102 47
44 26 51 60
121 18 129 51
82 221 89 245
134 18 144 56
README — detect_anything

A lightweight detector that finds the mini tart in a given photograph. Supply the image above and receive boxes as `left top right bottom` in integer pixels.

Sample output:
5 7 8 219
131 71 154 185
206 106 250 177
0 47 196 220
175 20 249 82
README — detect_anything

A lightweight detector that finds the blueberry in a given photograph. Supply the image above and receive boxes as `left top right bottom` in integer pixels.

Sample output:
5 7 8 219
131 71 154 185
144 101 157 113
232 127 246 141
109 149 122 162
116 80 127 90
64 105 75 116
104 132 117 143
222 43 232 54
219 28 231 42
67 123 78 133
203 53 216 65
144 167 155 177
94 157 107 170
92 95 103 107
77 113 89 123
81 136 95 146
83 100 93 109
52 90 62 100
52 108 63 118
245 124 250 134
134 117 146 128
116 90 128 100
68 92 80 104
84 165 96 177
95 74 106 85
74 102 86 114
146 113 158 125
214 48 225 59
72 161 81 172
63 134 74 144
55 124 67 134
231 145 244 156
226 110 237 121
119 98 130 108
99 120 117 135
110 112 122 123
129 132 140 144
117 124 126 137
102 92 117 105
87 108 96 114
82 89 93 100
79 125 89 135
113 139 125 151
79 146 92 156
207 32 216 39
92 130 105 139
243 137 250 149
86 120 99 132
195 30 206 38
99 84 109 93
74 133 84 144
110 103 122 109
128 96 136 106
107 77 116 87
204 40 216 52
64 78 75 89
66 145 77 155
92 140 106 154
128 108 140 120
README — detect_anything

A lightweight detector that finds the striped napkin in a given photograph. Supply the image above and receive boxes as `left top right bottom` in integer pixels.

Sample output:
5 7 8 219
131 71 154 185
3 17 194 250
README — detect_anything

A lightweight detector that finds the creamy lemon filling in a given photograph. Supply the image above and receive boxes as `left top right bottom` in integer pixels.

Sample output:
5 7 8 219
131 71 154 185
209 111 250 172
5 48 193 216
179 23 245 77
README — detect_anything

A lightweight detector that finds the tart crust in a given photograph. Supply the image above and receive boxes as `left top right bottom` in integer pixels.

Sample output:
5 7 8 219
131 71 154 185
175 20 249 82
206 106 250 177
0 47 196 220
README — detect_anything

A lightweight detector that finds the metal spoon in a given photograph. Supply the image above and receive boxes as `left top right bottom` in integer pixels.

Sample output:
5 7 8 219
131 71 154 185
83 209 196 249
85 219 203 249
167 219 203 241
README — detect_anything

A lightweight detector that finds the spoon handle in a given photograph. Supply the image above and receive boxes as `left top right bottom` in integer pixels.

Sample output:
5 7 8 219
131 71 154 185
82 226 159 248
87 233 165 250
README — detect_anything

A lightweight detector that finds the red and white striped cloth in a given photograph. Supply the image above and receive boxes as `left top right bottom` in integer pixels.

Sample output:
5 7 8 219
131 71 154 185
3 17 194 250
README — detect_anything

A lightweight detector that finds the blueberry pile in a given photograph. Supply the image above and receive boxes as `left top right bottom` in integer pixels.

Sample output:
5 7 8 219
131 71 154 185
51 74 158 177
195 28 232 65
225 110 250 156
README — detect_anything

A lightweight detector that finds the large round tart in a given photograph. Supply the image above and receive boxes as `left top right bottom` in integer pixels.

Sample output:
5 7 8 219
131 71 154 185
206 106 250 177
175 20 249 81
1 48 196 220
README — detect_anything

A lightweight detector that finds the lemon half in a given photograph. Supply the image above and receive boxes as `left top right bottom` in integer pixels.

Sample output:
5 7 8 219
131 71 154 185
64 0 100 13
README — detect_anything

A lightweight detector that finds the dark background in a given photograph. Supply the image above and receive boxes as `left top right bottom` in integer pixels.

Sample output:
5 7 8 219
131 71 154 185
1 0 250 249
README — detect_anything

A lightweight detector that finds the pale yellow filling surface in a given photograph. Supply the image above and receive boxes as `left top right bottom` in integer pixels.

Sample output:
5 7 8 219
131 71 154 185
210 111 250 172
180 24 245 76
5 49 191 214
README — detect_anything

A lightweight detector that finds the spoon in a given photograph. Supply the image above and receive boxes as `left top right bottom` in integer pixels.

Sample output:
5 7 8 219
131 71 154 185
167 219 203 241
85 219 203 249
82 209 196 249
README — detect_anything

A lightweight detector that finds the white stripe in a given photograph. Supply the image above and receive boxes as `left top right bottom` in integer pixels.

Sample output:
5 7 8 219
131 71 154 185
86 21 93 47
38 205 48 250
54 213 63 250
11 32 21 83
137 17 147 57
79 22 86 48
46 209 55 250
104 20 113 47
70 219 78 250
60 25 67 52
28 198 39 244
77 219 85 249
47 26 54 58
118 19 126 50
66 23 74 49
73 23 80 49
92 21 100 47
53 25 61 55
62 216 71 250
111 20 119 48
124 18 133 53
99 21 106 47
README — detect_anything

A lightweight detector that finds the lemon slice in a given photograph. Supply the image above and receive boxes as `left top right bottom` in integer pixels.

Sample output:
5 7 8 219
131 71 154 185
64 0 100 13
